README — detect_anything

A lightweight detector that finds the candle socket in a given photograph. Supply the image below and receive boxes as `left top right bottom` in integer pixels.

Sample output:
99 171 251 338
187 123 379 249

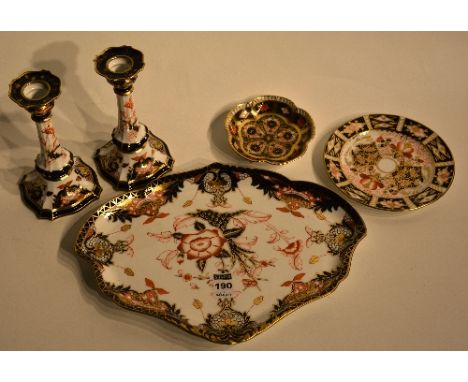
9 70 101 220
94 46 174 190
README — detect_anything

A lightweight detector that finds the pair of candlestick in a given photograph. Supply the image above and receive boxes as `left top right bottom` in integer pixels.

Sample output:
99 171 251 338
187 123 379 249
8 46 174 220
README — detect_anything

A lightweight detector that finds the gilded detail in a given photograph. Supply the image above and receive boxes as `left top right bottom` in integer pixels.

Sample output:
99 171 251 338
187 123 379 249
76 163 366 344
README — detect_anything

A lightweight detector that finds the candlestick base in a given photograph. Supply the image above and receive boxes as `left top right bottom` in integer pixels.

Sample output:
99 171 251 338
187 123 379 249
19 156 102 220
94 128 174 190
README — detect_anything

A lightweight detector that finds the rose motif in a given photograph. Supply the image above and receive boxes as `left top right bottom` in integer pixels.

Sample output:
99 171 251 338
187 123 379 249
359 173 384 190
134 158 158 177
328 161 342 180
407 124 426 138
436 167 451 186
126 190 166 217
342 121 364 135
178 229 226 260
292 281 307 294
379 199 404 209
42 126 56 135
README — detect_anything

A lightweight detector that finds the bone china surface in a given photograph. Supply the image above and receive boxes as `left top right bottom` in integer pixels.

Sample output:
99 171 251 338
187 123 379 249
8 70 101 219
75 163 366 344
324 114 455 211
225 96 315 165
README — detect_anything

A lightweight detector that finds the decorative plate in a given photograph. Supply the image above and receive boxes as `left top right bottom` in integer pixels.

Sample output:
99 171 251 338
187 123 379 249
324 114 455 211
75 163 366 344
224 96 315 164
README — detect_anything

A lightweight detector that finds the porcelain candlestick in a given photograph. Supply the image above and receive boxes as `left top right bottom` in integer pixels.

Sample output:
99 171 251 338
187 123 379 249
94 46 174 190
9 70 102 220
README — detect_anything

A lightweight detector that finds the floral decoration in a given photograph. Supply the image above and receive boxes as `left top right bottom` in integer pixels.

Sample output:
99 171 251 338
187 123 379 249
325 114 455 211
225 96 314 164
76 163 366 344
